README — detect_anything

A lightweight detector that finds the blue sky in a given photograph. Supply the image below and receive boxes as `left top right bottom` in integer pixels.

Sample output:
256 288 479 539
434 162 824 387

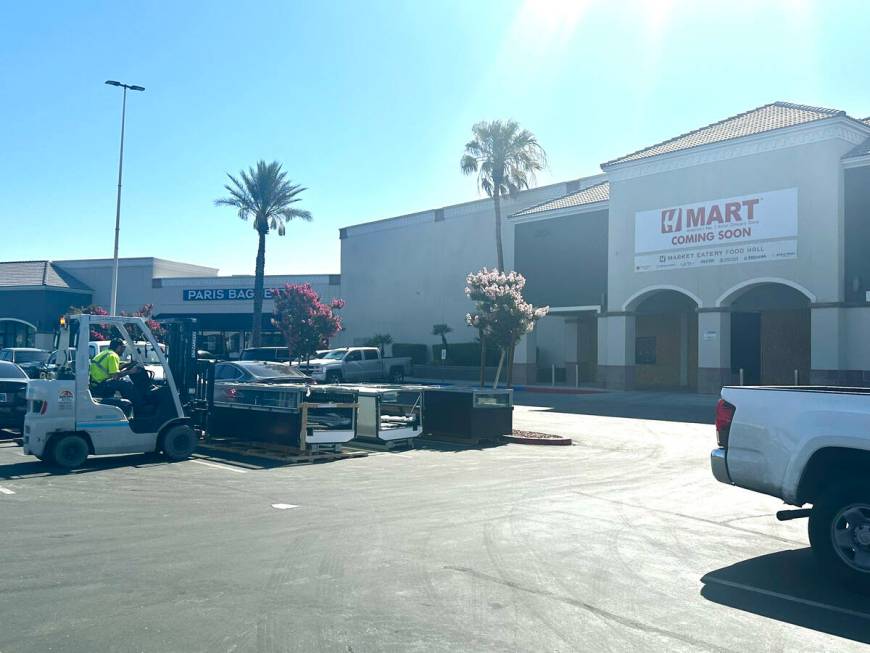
2 0 868 275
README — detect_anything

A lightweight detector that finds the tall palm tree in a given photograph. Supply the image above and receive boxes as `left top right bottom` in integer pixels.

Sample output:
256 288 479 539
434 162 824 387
215 160 312 346
461 120 547 271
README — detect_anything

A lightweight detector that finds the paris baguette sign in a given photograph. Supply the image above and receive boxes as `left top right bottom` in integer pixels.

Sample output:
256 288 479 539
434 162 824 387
182 287 275 301
634 187 798 272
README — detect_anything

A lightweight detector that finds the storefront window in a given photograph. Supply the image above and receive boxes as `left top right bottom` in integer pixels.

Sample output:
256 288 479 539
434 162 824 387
0 320 36 349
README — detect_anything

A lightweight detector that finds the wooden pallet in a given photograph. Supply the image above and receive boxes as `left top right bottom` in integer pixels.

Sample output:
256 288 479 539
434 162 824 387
199 439 368 464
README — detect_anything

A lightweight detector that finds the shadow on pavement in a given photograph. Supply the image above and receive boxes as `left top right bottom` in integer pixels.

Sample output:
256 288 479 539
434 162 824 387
0 452 167 480
701 548 870 644
515 391 717 425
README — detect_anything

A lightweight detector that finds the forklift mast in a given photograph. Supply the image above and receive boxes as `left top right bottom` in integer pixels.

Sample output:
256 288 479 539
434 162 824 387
161 318 198 404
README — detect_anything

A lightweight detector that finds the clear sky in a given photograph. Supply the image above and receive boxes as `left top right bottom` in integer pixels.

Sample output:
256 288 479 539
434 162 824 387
2 0 868 275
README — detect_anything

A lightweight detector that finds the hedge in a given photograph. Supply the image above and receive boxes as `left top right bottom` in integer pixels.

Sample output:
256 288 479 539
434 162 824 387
392 343 429 365
432 341 501 367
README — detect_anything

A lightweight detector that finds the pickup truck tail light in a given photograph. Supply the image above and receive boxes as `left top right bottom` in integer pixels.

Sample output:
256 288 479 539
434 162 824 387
715 399 735 447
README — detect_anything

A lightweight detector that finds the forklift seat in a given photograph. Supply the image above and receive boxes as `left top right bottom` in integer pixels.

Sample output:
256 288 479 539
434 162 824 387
96 397 133 419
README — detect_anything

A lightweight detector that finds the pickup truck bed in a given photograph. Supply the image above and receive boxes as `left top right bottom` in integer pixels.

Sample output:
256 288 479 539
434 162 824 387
711 385 870 590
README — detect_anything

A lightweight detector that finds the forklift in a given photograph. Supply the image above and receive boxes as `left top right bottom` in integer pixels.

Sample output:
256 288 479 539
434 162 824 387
22 314 199 470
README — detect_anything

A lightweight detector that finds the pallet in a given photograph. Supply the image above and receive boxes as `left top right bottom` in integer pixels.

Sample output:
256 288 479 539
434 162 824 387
199 438 368 464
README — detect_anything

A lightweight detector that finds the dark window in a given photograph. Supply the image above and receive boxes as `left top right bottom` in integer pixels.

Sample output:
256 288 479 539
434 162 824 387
363 350 379 361
346 351 362 362
215 364 242 380
635 337 657 365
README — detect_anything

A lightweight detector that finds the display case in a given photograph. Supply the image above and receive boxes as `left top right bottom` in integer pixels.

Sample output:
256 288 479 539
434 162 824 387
421 387 513 440
208 382 357 449
311 384 425 446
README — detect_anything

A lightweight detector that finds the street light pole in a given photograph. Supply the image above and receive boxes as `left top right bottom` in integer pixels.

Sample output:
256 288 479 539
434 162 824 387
105 80 145 316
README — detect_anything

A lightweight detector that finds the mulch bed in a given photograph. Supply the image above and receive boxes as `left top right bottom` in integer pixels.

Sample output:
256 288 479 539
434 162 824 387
503 430 572 446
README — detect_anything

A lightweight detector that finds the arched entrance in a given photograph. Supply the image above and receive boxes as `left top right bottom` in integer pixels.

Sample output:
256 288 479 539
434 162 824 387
720 282 812 385
0 319 36 349
629 289 700 391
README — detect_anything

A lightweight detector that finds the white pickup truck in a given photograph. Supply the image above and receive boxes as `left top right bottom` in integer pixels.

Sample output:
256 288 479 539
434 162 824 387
296 347 412 384
711 386 870 590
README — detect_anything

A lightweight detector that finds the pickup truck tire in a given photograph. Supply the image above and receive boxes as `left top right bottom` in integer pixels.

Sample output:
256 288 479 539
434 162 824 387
50 434 89 470
325 370 342 384
161 424 197 461
808 480 870 593
389 367 405 383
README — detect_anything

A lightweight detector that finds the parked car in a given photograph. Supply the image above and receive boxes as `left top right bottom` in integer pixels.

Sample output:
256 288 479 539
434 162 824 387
0 360 29 432
214 361 313 384
710 386 870 591
297 347 412 384
0 348 51 378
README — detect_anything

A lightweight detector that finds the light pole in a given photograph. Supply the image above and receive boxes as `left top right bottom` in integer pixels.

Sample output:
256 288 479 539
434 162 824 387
105 80 145 315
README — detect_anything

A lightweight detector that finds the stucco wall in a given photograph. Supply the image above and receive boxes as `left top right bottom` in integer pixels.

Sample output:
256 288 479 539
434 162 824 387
337 179 594 349
606 137 857 311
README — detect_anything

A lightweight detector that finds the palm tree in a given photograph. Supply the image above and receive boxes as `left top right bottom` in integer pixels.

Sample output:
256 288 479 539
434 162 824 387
460 120 547 270
432 323 452 360
215 161 312 346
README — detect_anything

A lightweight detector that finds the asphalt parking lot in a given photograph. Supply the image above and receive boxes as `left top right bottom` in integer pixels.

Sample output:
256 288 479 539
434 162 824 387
1 394 869 652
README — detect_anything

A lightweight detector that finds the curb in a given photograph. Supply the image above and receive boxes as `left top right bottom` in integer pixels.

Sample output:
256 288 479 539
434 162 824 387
512 386 607 395
502 434 573 446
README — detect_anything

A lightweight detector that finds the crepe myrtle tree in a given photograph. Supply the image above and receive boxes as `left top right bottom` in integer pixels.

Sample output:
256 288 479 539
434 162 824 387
270 283 344 362
215 161 312 347
465 268 548 388
68 303 165 342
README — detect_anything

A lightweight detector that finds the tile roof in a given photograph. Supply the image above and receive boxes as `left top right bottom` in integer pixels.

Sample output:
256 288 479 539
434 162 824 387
0 261 91 290
512 181 610 217
603 102 850 167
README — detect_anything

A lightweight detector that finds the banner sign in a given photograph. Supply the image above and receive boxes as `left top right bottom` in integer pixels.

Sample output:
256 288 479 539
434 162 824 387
183 288 274 301
634 187 798 272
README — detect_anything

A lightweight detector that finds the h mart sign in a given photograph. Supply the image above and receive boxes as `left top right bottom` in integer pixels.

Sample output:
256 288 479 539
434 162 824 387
634 188 798 272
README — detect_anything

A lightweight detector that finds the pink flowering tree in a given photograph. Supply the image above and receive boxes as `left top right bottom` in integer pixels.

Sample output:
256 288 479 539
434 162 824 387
271 283 345 361
69 304 165 342
465 268 548 388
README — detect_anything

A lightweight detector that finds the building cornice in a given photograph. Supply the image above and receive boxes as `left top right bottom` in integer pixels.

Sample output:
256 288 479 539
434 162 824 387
603 118 870 182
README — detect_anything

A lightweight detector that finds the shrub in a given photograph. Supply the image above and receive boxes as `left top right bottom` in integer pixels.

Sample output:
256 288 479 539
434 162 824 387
392 343 428 365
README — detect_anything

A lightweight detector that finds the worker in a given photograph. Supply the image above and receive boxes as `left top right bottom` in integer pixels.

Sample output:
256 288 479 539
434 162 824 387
89 338 143 407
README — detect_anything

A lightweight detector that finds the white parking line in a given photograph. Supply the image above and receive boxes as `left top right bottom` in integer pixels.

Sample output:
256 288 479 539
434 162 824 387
271 503 299 510
189 460 248 474
0 486 16 495
705 577 870 620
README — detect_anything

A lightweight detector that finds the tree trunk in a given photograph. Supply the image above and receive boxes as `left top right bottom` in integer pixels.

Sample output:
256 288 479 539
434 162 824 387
493 349 505 389
479 330 486 388
494 189 504 271
507 341 516 388
252 229 266 347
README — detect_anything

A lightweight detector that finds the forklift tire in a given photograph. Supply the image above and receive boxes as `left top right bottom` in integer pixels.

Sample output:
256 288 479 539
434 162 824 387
161 424 197 461
50 434 89 470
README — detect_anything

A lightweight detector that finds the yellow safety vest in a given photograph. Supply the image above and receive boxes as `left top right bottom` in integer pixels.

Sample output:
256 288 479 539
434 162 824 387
90 349 120 384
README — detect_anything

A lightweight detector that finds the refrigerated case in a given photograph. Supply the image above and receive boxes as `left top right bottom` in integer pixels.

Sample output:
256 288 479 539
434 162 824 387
421 387 513 440
208 382 357 449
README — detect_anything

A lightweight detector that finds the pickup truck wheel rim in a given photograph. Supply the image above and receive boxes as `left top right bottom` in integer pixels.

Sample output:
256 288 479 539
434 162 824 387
831 503 870 572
